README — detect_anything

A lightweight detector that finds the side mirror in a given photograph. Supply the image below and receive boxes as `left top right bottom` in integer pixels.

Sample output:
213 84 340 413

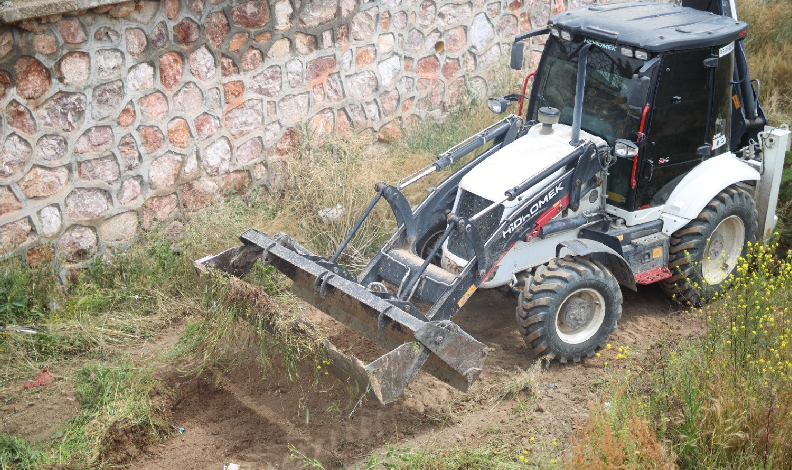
510 42 524 70
614 139 639 159
627 75 651 109
488 97 510 114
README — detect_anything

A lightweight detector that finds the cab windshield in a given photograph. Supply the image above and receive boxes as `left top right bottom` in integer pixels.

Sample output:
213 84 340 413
533 36 646 146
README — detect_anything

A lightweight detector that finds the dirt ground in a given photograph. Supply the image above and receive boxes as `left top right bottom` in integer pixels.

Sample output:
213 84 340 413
136 284 696 469
0 283 699 469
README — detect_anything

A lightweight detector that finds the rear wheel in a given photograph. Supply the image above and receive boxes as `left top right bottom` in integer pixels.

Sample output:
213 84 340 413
517 256 622 363
659 186 757 305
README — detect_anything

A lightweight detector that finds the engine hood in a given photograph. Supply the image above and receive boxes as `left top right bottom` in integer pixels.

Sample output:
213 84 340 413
459 123 605 207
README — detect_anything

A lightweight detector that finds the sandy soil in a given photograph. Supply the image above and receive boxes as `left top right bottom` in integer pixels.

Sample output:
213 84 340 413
127 283 698 469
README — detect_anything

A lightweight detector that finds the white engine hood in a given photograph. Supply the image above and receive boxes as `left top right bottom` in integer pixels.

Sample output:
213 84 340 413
459 123 606 207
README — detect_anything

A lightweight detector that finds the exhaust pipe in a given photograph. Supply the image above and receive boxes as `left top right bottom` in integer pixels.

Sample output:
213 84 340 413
570 43 592 146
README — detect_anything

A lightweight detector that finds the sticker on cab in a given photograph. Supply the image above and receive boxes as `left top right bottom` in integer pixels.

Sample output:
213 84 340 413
712 133 727 150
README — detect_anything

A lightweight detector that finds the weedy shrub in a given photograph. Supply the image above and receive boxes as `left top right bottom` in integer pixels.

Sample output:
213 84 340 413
566 385 675 469
648 241 792 468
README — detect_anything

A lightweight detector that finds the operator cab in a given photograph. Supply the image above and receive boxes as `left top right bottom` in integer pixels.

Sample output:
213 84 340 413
524 1 749 213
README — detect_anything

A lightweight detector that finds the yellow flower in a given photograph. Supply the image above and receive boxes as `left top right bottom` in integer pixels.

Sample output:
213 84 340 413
530 437 535 442
606 344 612 349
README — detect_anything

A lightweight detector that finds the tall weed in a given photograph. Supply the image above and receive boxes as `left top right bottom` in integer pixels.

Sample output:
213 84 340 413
648 241 792 468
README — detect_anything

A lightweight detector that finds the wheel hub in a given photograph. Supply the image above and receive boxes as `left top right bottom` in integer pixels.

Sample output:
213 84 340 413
708 233 725 260
702 215 745 286
563 298 592 330
556 288 606 345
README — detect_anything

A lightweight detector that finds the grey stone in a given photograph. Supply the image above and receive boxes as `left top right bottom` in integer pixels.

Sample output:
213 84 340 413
149 152 184 190
203 138 232 176
0 134 32 178
378 56 400 87
225 100 264 138
78 156 120 184
92 80 124 119
236 137 263 165
286 59 303 88
128 62 155 92
118 134 140 171
100 212 138 242
58 225 96 262
470 13 494 50
250 66 281 97
65 188 111 220
347 71 377 100
190 45 216 81
300 0 338 29
39 206 61 237
352 9 376 41
173 82 204 113
278 94 310 124
95 49 125 79
35 135 68 162
274 0 293 32
437 3 472 28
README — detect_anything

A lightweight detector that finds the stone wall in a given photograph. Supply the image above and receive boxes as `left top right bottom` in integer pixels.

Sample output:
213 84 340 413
0 0 589 267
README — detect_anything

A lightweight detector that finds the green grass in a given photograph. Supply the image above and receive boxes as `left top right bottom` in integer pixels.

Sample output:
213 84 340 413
0 434 43 470
0 257 59 327
51 360 166 467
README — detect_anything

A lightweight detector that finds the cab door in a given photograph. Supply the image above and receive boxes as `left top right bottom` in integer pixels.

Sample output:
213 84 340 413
633 48 712 208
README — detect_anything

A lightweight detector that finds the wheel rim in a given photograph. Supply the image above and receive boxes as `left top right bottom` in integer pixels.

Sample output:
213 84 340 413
702 215 745 285
556 288 606 345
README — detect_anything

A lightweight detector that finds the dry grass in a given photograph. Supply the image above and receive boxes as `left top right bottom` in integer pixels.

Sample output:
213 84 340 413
567 395 676 470
740 0 792 123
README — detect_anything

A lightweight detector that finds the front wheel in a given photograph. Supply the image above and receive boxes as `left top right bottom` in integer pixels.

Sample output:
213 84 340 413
517 256 622 363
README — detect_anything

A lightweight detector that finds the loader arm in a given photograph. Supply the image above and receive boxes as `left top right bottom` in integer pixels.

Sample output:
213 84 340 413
195 116 524 404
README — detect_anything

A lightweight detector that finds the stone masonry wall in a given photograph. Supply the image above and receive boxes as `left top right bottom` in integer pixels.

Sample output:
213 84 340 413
0 0 594 268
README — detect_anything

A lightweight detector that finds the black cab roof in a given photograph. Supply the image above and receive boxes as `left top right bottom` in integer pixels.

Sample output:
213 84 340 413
548 0 747 52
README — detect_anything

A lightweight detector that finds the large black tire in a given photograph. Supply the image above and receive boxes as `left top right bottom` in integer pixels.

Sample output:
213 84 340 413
517 256 622 363
659 186 757 305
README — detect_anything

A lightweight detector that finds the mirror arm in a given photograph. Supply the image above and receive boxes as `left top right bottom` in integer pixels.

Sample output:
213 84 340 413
514 27 550 42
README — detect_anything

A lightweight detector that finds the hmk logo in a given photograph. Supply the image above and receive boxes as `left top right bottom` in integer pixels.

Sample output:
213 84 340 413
502 183 564 238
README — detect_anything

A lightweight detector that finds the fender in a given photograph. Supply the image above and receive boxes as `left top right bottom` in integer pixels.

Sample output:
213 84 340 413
557 239 637 291
660 153 760 235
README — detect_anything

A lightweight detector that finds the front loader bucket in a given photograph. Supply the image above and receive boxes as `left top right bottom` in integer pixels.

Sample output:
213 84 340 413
195 229 488 404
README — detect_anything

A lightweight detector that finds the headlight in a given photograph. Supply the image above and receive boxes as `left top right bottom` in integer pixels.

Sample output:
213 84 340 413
620 46 634 58
488 97 509 114
614 139 639 158
560 30 572 41
550 27 560 37
634 49 649 60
